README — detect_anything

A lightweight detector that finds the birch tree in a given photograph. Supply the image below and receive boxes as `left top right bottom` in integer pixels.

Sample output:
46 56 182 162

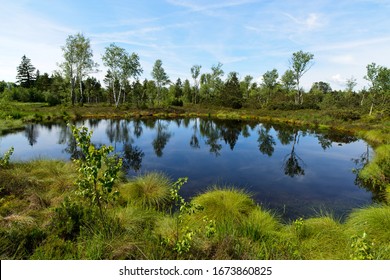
60 33 98 105
151 59 169 106
190 64 201 104
289 50 314 105
102 44 142 107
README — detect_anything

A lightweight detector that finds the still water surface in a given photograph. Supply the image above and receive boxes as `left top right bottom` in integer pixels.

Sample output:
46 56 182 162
0 118 372 220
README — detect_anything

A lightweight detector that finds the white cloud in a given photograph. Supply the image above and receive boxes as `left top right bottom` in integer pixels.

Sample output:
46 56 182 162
283 12 324 31
331 74 346 85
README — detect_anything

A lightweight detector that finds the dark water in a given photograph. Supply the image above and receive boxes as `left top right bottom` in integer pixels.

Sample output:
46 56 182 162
0 118 373 220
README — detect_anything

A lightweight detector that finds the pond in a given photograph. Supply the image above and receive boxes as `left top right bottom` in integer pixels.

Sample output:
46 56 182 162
0 118 373 221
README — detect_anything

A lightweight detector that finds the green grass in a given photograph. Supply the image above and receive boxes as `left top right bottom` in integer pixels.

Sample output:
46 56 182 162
0 101 389 259
1 162 390 260
345 206 390 259
359 144 390 198
293 217 349 259
119 172 172 210
191 187 256 223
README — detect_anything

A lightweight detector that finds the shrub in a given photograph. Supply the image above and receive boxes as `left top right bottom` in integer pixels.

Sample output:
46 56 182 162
0 147 14 168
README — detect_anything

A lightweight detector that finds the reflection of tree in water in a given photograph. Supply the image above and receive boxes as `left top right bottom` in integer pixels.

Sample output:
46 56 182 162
133 120 143 138
274 124 295 145
199 119 222 156
317 134 333 150
190 119 200 149
198 119 248 154
316 130 357 150
105 119 131 146
58 123 83 159
257 126 276 157
352 144 385 203
152 120 172 157
87 119 102 129
122 143 144 172
219 120 242 150
283 131 305 177
25 124 39 146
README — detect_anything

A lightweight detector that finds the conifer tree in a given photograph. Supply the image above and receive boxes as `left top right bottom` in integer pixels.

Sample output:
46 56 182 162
16 55 36 88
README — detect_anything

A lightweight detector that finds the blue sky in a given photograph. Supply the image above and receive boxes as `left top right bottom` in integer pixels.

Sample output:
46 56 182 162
1 0 389 90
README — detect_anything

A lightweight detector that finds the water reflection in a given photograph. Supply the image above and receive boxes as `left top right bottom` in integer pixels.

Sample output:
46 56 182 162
1 117 374 220
352 144 386 203
122 143 144 172
283 130 305 177
152 120 172 157
25 124 39 146
257 125 276 157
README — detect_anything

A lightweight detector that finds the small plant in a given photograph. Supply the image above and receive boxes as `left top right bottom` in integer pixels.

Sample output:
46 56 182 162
0 146 14 168
293 217 305 239
70 124 122 229
350 232 374 260
163 177 205 255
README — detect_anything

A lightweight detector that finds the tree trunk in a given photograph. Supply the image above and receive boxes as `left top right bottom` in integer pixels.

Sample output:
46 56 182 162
79 79 84 106
70 78 75 106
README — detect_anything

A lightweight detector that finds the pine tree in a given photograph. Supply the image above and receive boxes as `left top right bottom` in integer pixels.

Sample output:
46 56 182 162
223 72 242 109
16 55 36 88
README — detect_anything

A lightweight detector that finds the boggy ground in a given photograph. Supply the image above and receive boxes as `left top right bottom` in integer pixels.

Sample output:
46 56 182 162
0 102 389 259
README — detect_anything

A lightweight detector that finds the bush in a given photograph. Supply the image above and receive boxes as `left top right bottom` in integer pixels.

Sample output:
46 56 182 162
328 109 361 121
171 99 183 107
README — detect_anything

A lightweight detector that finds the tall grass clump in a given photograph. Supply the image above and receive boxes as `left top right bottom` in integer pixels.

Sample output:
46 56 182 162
119 172 171 210
346 206 390 252
290 216 349 259
191 187 256 224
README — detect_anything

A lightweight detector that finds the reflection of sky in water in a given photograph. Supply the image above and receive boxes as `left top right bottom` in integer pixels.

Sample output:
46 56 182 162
0 119 373 221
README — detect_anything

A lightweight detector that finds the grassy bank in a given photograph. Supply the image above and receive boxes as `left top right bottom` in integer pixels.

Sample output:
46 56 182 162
0 101 389 259
0 162 389 260
1 101 388 133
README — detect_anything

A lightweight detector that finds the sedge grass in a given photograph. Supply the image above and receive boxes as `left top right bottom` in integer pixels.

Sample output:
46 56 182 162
191 186 256 224
119 172 171 210
345 206 390 259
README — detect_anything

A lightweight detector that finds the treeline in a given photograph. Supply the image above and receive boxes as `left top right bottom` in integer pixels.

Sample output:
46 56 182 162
0 33 389 115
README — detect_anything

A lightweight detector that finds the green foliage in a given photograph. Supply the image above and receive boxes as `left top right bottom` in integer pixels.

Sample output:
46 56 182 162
16 55 36 88
160 177 208 256
0 146 14 168
293 217 305 239
222 72 242 109
192 187 256 223
52 197 94 240
359 145 390 191
289 50 314 104
120 172 171 210
350 232 373 260
0 224 46 259
70 124 122 226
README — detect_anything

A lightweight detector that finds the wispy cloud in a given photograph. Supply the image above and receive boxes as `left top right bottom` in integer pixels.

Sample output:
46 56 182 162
283 12 324 31
167 0 258 12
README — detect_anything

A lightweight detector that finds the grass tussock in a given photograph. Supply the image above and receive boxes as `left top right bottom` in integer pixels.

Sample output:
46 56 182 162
119 172 171 210
191 187 256 223
293 217 349 259
345 206 390 259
